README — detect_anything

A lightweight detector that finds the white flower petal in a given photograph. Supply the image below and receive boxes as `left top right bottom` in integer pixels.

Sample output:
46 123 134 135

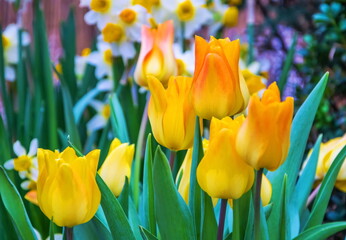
5 66 16 82
87 115 107 133
13 140 26 156
21 180 31 190
28 138 38 156
19 171 27 179
4 159 14 170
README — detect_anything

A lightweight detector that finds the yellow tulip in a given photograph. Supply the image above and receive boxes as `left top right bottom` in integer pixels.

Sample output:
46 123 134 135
37 147 101 227
134 20 177 88
236 82 294 171
191 36 249 120
176 139 209 203
312 134 346 192
98 138 135 196
241 69 266 95
228 174 272 207
197 115 254 199
148 75 195 151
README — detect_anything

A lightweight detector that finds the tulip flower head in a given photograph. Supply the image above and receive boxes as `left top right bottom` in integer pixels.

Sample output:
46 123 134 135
197 115 254 199
236 82 294 171
98 138 135 196
191 36 249 120
134 20 177 88
37 147 101 227
148 75 196 151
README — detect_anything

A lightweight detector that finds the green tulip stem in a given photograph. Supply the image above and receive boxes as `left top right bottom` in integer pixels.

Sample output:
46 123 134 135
65 227 73 240
254 168 264 240
217 199 227 240
169 150 176 171
232 198 241 240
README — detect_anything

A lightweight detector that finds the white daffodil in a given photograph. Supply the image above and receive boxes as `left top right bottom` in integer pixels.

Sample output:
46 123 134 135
173 43 194 76
117 4 150 42
2 24 30 81
159 0 212 39
75 47 92 80
4 139 38 188
87 99 111 133
99 21 136 62
81 0 128 29
87 41 113 79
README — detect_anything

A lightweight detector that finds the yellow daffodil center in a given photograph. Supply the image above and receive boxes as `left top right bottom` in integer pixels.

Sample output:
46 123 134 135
176 59 186 75
81 48 91 56
102 23 124 43
2 35 10 48
101 105 111 119
119 8 137 24
90 0 111 13
14 155 32 171
55 63 63 74
103 49 113 65
177 0 195 22
223 7 238 27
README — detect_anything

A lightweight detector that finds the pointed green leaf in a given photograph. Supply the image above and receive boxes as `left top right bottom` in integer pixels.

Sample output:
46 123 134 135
0 167 37 240
109 94 129 143
294 222 346 240
73 87 102 124
201 192 217 240
304 146 346 229
153 146 195 240
142 134 156 234
73 217 112 240
139 226 158 240
267 73 328 238
96 174 136 240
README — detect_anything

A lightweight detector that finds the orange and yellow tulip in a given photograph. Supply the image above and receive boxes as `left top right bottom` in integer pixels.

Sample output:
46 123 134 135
236 82 294 171
148 75 195 151
37 147 101 227
197 115 254 199
134 20 177 88
191 36 249 120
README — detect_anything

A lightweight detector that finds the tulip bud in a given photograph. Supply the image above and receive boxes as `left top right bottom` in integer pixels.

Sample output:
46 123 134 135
311 134 346 192
148 75 196 151
98 138 135 196
197 115 254 199
176 139 209 203
134 20 177 88
37 147 101 227
191 36 249 120
236 82 294 171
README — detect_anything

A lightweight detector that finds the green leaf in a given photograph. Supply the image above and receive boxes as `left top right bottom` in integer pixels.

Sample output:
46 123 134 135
61 85 82 151
118 178 129 216
292 135 322 215
304 146 346 230
200 192 217 240
60 8 77 102
0 201 18 240
278 34 297 93
294 222 346 240
235 189 252 240
0 167 37 240
0 115 11 163
33 0 58 149
96 174 136 240
153 146 196 240
142 134 156 234
188 117 203 237
109 94 129 143
267 73 328 238
139 226 158 240
279 175 290 240
74 216 112 240
74 87 102 124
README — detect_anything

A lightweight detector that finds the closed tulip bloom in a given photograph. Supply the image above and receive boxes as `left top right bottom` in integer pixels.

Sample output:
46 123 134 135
148 75 195 151
191 36 249 120
236 82 294 171
197 115 254 199
98 138 135 196
134 20 177 88
37 147 101 227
